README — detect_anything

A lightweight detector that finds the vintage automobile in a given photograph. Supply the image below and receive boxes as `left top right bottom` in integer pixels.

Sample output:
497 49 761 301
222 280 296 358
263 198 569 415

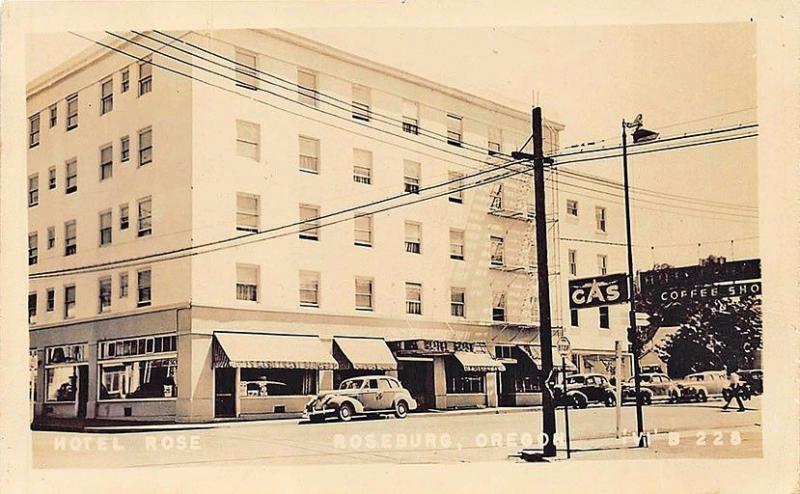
737 369 763 396
676 370 730 402
303 375 418 423
621 373 682 405
551 373 616 409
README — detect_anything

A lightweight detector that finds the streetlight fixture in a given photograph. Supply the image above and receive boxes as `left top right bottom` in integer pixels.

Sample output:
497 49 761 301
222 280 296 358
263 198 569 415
622 114 659 448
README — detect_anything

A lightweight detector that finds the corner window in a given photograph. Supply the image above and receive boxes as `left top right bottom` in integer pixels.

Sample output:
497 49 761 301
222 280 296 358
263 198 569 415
137 197 152 237
28 232 38 265
49 105 57 128
120 136 130 162
353 148 372 184
450 229 465 260
402 99 419 134
404 221 421 254
354 214 372 247
29 113 40 148
236 193 260 233
28 174 39 207
64 285 76 319
403 160 421 194
299 136 320 173
235 50 257 90
99 211 113 246
65 159 78 194
28 293 37 324
236 264 259 302
405 282 422 315
64 220 77 256
138 57 152 96
119 272 129 298
46 288 55 312
137 269 151 307
297 69 318 107
121 68 130 93
236 120 260 161
100 78 113 115
66 94 78 130
48 167 56 189
299 271 320 307
446 114 462 146
299 204 320 241
138 127 152 166
47 226 55 249
451 287 465 318
100 144 113 180
119 204 129 230
596 206 607 233
355 277 373 311
567 199 578 217
98 277 112 313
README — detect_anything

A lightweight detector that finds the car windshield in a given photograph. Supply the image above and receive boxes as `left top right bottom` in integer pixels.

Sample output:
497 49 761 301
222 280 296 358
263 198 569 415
687 375 703 381
566 376 585 384
339 380 364 390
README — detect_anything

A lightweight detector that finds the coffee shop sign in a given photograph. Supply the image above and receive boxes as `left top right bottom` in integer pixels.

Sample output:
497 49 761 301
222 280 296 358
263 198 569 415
659 282 761 302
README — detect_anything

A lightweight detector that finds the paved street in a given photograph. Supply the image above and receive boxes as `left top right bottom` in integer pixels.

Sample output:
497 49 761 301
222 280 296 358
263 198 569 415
33 397 761 468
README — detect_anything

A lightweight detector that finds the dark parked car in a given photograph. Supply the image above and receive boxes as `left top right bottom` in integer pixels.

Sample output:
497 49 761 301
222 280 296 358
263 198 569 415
552 373 616 409
737 369 763 396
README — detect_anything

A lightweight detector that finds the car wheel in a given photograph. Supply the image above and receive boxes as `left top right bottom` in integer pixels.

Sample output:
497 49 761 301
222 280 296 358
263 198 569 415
668 391 679 404
605 394 616 407
571 394 588 409
338 403 354 422
697 390 707 402
394 400 409 419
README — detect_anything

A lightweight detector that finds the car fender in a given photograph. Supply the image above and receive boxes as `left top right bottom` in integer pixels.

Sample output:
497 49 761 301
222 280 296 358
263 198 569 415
567 390 588 403
394 392 417 410
326 396 365 414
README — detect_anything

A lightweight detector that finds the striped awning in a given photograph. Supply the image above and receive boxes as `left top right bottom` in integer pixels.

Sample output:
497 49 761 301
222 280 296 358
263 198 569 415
213 332 338 370
333 337 397 371
454 351 506 372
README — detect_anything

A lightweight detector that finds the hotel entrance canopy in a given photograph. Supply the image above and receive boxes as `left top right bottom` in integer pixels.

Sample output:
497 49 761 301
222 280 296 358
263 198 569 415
333 337 397 371
213 332 338 369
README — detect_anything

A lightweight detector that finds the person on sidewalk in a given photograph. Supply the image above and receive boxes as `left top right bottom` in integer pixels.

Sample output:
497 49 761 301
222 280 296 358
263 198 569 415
722 368 746 412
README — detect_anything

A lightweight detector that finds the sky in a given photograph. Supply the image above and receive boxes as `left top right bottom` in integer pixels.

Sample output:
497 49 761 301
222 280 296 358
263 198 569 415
27 23 759 269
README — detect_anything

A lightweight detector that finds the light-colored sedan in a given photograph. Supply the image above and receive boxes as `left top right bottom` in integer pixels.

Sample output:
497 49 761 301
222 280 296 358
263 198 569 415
303 375 418 422
677 371 730 401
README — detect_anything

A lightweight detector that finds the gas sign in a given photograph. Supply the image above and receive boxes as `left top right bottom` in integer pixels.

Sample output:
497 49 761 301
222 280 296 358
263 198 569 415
568 273 630 310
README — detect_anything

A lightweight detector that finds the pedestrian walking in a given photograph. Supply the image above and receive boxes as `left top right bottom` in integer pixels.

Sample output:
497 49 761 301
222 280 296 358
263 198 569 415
722 368 746 412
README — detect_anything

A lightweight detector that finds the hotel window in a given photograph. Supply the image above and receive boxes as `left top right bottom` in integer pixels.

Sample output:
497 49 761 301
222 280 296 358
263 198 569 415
121 68 130 92
567 199 579 217
236 193 260 233
492 292 507 322
236 264 259 302
47 226 55 249
354 214 373 247
119 272 129 298
28 292 37 324
64 220 77 256
28 232 38 265
120 204 129 230
402 99 419 134
100 144 113 180
353 148 372 184
138 127 152 166
568 250 577 276
404 221 421 254
66 93 78 130
236 120 260 161
98 277 112 313
599 306 610 329
448 171 464 203
405 282 422 315
570 309 579 327
29 113 40 148
99 211 113 246
120 136 130 162
100 78 113 115
355 277 373 311
403 160 421 193
451 287 465 318
64 285 76 319
137 197 152 237
490 236 505 266
137 269 151 307
299 204 320 241
446 114 463 146
138 56 152 95
235 50 258 90
598 254 608 275
98 335 177 400
450 229 465 260
489 183 503 210
351 84 371 121
299 136 320 173
65 159 77 194
46 288 55 312
28 174 39 207
596 206 607 233
297 69 318 107
49 104 57 128
488 127 502 155
48 167 56 189
299 271 320 307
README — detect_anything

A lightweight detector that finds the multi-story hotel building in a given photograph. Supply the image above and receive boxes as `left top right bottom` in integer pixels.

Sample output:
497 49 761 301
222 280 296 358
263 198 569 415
27 29 630 422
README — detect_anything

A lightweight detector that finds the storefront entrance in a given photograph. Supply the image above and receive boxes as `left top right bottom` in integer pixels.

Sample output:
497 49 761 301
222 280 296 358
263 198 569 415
397 359 434 411
214 368 236 418
76 365 88 418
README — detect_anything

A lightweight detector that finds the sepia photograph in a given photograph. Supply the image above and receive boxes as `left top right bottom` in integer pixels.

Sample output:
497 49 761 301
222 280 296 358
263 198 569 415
1 1 798 493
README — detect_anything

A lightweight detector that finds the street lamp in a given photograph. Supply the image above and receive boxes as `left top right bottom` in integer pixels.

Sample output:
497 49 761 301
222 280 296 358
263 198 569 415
622 114 658 448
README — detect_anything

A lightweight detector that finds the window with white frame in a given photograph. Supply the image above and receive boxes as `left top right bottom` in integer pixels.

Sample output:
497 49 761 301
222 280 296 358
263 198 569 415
447 114 463 146
97 334 177 400
596 206 607 233
355 277 373 311
299 136 320 173
402 99 419 134
66 93 78 130
119 272 129 298
46 288 55 312
299 204 320 240
49 104 57 128
404 221 421 254
492 292 507 322
235 50 257 90
120 136 130 162
451 287 465 318
64 220 77 256
448 171 464 203
405 282 422 315
28 232 38 265
120 204 129 230
354 214 373 247
490 236 505 266
138 128 152 166
488 127 502 155
567 199 579 217
100 144 113 180
403 160 421 193
64 285 76 319
121 68 130 93
353 148 372 184
98 277 112 313
99 210 112 246
100 78 113 115
450 229 465 260
236 264 259 302
65 159 77 194
48 167 56 189
137 269 151 307
236 193 260 233
47 226 55 250
29 113 40 148
98 334 175 360
568 249 577 276
489 183 503 210
297 69 318 107
299 271 320 307
137 197 152 237
28 174 39 207
138 56 152 96
351 85 370 121
598 254 608 275
236 120 260 161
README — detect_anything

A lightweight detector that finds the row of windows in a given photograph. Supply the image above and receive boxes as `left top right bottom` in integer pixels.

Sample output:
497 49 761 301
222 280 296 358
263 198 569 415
234 266 510 321
27 128 153 207
566 199 608 233
569 306 610 329
28 198 151 264
567 250 609 277
28 57 152 148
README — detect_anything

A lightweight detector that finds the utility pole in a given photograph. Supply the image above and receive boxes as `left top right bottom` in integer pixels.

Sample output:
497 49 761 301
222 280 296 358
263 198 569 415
513 107 556 457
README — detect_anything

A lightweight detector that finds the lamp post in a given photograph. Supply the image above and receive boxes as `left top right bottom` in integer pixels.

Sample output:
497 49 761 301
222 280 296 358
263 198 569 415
622 114 658 448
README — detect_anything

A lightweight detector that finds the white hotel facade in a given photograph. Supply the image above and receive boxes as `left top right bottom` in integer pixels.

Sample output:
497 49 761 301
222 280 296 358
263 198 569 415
27 30 630 422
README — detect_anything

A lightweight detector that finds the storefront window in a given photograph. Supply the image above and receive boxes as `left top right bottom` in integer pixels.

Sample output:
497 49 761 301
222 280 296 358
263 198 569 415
98 358 177 400
46 366 77 402
515 375 541 393
445 358 485 393
239 368 316 396
46 344 86 364
30 350 39 402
